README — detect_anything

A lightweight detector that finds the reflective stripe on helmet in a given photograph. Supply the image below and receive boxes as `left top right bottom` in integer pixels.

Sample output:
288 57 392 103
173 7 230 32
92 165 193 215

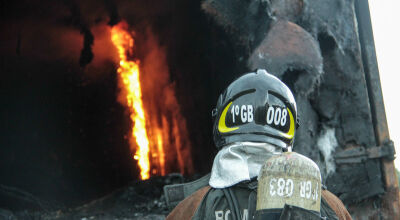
278 108 295 139
218 102 239 133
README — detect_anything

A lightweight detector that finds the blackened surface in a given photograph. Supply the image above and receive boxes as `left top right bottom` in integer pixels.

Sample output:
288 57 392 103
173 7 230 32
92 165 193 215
295 0 382 203
248 20 323 96
293 97 320 166
327 160 384 203
267 0 304 22
297 0 382 203
202 0 384 206
10 176 174 219
0 57 135 208
202 0 272 53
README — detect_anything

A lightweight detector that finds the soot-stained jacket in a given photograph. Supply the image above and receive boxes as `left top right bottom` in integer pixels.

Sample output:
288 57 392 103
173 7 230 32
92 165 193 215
165 176 352 220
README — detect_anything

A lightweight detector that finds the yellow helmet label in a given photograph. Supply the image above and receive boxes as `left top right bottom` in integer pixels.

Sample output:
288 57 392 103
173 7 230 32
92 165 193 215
218 102 239 133
279 108 295 139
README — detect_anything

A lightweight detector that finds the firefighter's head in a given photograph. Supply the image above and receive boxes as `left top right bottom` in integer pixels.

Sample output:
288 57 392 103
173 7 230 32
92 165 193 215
212 69 298 150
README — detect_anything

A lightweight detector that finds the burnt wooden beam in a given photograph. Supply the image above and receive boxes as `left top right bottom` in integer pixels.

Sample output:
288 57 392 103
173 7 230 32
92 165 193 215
334 141 395 164
354 0 400 219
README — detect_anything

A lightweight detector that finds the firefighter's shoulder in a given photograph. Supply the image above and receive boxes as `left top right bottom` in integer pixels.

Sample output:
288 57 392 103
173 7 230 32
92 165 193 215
321 189 352 220
166 185 211 220
164 173 211 219
163 173 211 209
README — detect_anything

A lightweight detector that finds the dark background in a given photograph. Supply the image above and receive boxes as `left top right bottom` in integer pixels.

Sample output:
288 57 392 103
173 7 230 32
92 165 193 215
0 0 245 208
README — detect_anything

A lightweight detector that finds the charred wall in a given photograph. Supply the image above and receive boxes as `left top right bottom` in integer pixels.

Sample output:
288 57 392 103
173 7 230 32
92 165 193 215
202 0 393 216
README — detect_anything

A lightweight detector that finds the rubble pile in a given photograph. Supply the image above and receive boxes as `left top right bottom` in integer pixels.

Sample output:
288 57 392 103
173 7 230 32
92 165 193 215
1 175 189 219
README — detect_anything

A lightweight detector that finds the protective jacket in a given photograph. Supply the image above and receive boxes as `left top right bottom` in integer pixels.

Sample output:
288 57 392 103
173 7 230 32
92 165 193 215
165 176 352 220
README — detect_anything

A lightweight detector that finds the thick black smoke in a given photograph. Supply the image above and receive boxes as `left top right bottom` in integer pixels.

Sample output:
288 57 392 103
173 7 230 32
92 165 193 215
62 0 94 67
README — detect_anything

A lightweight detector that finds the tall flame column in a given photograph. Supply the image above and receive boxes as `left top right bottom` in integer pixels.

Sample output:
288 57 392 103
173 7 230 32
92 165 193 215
111 22 150 180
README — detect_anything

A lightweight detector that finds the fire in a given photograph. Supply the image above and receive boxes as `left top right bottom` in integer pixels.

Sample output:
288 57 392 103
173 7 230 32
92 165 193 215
111 22 150 180
156 129 166 176
110 21 193 180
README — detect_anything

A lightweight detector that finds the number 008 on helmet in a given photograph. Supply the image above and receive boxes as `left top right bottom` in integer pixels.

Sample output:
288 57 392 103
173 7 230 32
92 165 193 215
212 69 298 149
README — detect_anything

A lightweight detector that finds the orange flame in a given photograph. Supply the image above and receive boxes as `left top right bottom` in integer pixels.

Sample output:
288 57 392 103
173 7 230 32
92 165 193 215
110 21 193 180
156 131 166 176
111 22 150 180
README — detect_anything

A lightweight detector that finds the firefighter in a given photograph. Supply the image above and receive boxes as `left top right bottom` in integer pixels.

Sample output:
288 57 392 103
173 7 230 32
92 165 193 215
164 69 352 220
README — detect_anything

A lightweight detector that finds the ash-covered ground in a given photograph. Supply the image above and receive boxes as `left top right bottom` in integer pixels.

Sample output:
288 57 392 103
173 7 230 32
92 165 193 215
1 175 192 219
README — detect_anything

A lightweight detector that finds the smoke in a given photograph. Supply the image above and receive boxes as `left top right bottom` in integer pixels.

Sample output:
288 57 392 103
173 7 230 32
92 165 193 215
317 127 338 176
0 0 122 69
140 28 194 175
0 19 83 64
104 0 120 26
62 0 94 67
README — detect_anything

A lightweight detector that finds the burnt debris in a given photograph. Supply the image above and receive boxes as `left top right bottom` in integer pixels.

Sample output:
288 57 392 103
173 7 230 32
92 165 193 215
0 175 182 219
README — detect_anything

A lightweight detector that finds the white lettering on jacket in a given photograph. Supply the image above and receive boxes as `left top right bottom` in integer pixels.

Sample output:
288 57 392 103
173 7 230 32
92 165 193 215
215 209 248 220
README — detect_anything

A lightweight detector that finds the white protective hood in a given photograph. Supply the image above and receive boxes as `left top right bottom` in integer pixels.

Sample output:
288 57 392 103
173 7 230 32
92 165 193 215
209 142 282 188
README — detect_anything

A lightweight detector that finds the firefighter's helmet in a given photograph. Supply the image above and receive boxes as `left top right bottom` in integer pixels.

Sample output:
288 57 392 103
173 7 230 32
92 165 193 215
212 69 298 149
